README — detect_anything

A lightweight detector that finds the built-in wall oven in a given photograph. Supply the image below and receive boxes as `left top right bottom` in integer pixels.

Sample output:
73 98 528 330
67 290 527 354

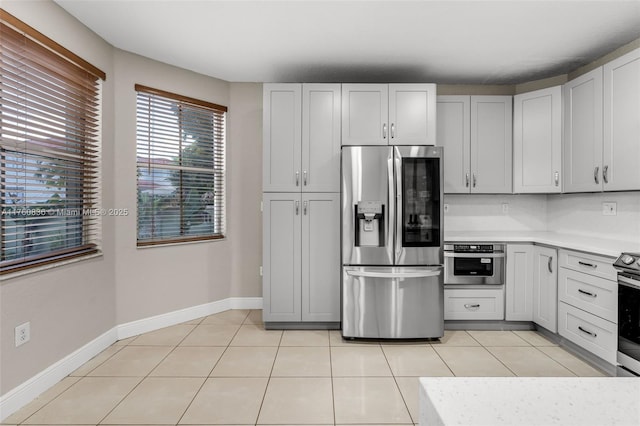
614 252 640 377
444 244 505 286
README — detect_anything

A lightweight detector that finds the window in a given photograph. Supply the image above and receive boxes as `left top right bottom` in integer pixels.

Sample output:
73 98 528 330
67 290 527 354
0 10 105 275
135 85 226 245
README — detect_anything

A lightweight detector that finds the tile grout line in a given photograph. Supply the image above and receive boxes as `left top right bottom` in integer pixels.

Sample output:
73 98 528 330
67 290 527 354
380 344 416 424
253 320 284 426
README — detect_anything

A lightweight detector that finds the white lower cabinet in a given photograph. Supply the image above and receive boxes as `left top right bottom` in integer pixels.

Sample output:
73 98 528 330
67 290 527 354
558 302 617 364
444 288 504 320
505 244 534 321
557 249 617 364
263 192 340 323
532 246 558 333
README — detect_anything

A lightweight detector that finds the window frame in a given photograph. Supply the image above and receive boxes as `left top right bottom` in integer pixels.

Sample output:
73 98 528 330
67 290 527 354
135 84 227 247
0 9 104 276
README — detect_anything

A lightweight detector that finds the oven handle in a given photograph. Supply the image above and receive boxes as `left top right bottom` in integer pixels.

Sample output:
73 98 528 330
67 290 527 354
619 274 640 290
444 253 505 258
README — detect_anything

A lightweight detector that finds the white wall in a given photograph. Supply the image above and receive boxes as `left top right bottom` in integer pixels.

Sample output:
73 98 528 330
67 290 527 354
547 192 640 243
0 0 116 395
444 194 548 232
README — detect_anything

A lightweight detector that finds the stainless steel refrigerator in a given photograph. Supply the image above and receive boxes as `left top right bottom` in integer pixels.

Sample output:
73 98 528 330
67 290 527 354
341 145 444 339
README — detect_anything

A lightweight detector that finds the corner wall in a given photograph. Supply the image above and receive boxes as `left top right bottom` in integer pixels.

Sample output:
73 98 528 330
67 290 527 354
0 0 116 395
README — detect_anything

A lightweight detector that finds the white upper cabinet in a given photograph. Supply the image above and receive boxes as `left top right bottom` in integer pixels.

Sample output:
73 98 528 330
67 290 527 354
513 86 562 193
342 83 436 146
437 96 470 193
563 68 604 193
438 95 512 193
388 84 437 145
263 83 341 192
263 84 302 192
603 48 640 191
302 84 341 192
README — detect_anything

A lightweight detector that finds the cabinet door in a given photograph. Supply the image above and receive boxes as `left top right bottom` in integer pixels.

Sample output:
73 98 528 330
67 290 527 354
437 96 470 193
470 96 513 193
389 84 437 145
302 84 341 192
513 86 562 193
263 193 302 322
563 68 603 192
603 48 640 191
301 193 340 322
505 244 534 321
532 246 558 333
341 84 388 145
263 84 302 192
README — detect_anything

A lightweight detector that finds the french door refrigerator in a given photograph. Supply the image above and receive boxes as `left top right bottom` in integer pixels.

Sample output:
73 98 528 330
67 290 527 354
342 145 444 339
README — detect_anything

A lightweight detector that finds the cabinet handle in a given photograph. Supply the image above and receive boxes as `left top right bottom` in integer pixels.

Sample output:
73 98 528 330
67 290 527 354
465 173 470 188
578 326 597 338
383 123 387 139
578 289 597 298
554 171 559 187
594 166 599 184
303 170 307 186
303 200 308 215
472 173 477 188
603 165 609 184
296 171 300 186
295 200 299 215
391 123 395 139
578 261 597 269
464 304 480 309
548 257 553 273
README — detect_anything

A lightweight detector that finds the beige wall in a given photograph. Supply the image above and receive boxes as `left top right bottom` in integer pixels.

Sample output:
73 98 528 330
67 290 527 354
112 50 234 324
0 0 116 395
228 84 263 298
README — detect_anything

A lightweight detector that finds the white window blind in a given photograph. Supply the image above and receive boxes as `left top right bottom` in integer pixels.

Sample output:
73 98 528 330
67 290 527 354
0 9 104 275
135 85 226 245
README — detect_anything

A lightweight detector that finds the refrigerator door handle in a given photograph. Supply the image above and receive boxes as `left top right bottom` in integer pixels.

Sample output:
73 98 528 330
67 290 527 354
344 268 442 279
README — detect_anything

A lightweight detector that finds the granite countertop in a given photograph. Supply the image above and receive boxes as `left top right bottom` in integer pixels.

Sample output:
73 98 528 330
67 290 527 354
445 230 640 258
419 377 640 426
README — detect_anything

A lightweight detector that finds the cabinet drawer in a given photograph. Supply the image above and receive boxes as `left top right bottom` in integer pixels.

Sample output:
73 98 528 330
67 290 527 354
558 302 617 364
558 268 617 323
558 250 617 281
444 289 504 320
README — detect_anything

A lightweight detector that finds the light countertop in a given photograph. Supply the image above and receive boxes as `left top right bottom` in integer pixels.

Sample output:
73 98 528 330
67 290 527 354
419 377 640 426
445 230 640 258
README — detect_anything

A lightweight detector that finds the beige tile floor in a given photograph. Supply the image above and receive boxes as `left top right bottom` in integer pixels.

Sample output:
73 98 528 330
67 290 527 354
2 309 607 426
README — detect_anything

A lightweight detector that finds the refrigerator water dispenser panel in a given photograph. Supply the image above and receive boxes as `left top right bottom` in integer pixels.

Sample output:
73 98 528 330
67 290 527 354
355 201 385 247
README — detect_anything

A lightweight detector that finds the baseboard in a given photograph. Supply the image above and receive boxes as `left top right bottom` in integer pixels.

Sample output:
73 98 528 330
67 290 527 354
0 327 117 421
0 296 263 422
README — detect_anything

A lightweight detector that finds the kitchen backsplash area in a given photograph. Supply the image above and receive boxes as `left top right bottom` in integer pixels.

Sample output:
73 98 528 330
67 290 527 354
444 194 547 232
546 192 640 243
444 192 640 243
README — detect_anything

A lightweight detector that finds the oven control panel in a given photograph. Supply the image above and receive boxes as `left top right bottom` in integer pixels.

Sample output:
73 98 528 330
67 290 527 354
445 244 504 253
614 252 640 273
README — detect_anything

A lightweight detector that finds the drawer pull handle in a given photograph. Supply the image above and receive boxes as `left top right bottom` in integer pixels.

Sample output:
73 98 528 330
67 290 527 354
578 289 597 298
578 326 597 338
578 261 597 269
464 304 480 309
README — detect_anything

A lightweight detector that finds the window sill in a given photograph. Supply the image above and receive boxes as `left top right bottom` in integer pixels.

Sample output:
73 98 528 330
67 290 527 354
136 236 227 249
0 252 104 282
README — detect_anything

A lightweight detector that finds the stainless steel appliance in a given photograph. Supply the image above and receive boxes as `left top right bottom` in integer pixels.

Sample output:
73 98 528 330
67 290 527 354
613 252 640 377
341 145 443 339
444 244 505 286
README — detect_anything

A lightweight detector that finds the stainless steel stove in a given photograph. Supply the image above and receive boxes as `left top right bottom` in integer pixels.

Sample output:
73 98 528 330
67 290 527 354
613 252 640 377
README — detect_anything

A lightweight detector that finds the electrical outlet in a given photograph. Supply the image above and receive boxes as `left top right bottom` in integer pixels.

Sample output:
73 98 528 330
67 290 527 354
502 203 509 214
443 204 449 213
15 322 30 347
602 202 617 216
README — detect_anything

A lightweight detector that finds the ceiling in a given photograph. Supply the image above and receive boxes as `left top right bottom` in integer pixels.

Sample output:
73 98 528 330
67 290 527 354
54 0 640 84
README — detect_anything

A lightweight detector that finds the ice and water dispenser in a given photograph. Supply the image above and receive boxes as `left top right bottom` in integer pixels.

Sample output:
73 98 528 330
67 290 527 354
354 201 385 247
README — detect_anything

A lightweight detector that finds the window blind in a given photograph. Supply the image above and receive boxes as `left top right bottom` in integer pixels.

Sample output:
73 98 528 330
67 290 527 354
135 85 226 245
0 10 104 275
